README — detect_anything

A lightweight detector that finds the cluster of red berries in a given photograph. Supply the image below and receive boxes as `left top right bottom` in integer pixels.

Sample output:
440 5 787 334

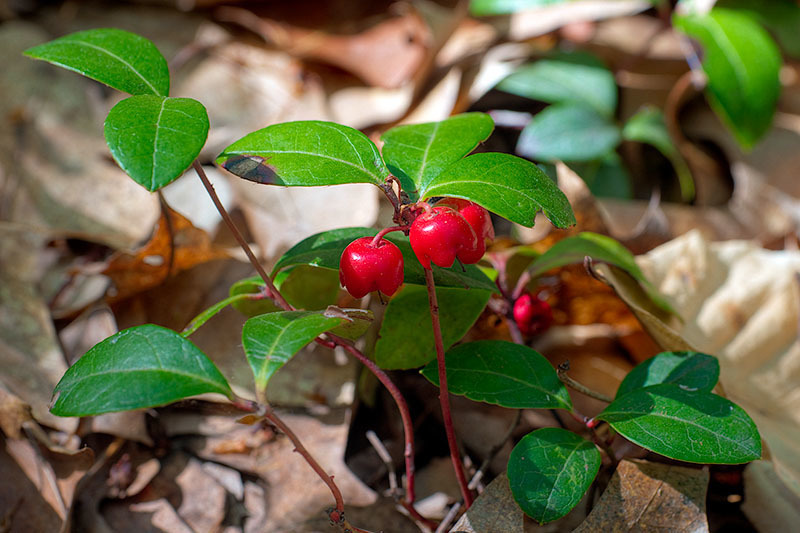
338 198 494 299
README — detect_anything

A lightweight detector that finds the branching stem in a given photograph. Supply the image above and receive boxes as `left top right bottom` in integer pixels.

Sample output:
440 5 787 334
424 267 474 508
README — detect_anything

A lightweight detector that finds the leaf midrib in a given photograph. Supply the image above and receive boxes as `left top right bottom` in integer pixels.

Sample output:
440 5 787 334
63 38 160 95
224 149 383 182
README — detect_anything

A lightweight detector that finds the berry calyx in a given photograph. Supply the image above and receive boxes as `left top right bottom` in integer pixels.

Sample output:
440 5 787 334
409 205 479 269
435 198 494 264
512 293 553 336
339 237 404 299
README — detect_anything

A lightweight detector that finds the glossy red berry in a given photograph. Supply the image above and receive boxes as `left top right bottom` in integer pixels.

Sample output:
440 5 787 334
409 206 479 269
513 293 553 336
435 198 494 264
339 237 404 299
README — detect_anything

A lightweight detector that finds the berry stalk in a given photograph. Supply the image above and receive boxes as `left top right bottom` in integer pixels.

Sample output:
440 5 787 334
423 267 474 508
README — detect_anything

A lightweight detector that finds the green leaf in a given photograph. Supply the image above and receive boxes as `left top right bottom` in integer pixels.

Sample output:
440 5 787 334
280 265 341 311
525 232 675 314
181 293 257 337
51 325 233 417
242 311 345 393
421 153 575 229
272 227 498 292
616 351 719 398
674 8 781 149
216 121 387 186
23 28 170 96
498 53 617 117
375 285 491 369
420 340 571 409
717 0 800 58
517 104 621 162
104 95 209 191
326 307 374 340
229 276 281 317
507 428 601 523
597 383 762 464
470 0 567 16
623 107 694 201
381 113 494 199
567 153 632 200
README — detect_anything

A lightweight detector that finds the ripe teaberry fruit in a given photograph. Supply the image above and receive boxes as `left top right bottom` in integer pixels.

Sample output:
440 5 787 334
435 198 494 263
409 205 479 269
512 292 553 336
339 237 404 299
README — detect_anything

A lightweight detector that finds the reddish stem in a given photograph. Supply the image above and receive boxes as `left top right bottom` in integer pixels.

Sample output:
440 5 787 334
370 226 405 247
423 267 474 508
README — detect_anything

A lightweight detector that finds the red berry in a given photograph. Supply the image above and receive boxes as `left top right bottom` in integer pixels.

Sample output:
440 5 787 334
409 206 479 269
512 293 553 336
436 198 495 243
339 237 404 299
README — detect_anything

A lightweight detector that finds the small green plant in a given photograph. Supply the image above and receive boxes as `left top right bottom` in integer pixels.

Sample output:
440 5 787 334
26 28 761 529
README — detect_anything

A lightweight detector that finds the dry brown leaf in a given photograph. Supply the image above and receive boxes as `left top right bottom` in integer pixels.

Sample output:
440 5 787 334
450 473 523 533
574 459 709 533
102 204 229 302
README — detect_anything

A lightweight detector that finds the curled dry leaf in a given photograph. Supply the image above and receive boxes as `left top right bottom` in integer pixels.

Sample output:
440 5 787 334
574 459 709 533
599 230 800 498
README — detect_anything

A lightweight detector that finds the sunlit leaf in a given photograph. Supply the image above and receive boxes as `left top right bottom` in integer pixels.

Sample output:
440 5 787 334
616 351 719 398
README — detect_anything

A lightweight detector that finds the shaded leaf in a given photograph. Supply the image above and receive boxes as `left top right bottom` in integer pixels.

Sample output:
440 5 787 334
381 113 493 199
325 307 374 340
674 8 781 148
574 459 709 533
507 428 601 524
517 104 621 162
527 232 675 314
229 276 281 317
470 0 567 16
597 383 761 464
623 107 694 200
616 351 719 398
420 340 571 409
242 311 344 393
271 227 498 292
104 95 209 191
375 285 491 369
567 152 632 200
498 52 617 117
216 121 387 186
51 325 233 417
421 153 575 228
23 28 169 96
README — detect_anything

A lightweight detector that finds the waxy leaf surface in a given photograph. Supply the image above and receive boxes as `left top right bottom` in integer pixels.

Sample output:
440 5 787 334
507 428 601 523
51 325 232 417
24 28 169 96
616 351 719 399
517 104 620 162
104 95 209 191
420 340 571 409
375 285 491 369
598 384 761 464
217 121 387 186
242 311 344 393
421 153 575 228
272 227 497 292
381 113 494 199
674 8 781 148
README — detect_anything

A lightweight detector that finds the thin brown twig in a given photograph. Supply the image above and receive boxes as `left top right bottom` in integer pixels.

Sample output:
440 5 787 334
556 361 613 403
424 267 474 508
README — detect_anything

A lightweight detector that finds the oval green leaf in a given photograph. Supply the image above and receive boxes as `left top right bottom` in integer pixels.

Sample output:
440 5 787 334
242 311 345 393
498 53 617 117
420 340 571 409
271 227 498 292
216 121 387 186
507 428 601 524
717 0 800 58
674 8 781 149
567 153 632 200
421 153 575 228
104 95 209 191
517 104 621 162
622 107 694 201
381 113 494 199
526 232 675 314
375 285 491 369
51 324 233 417
616 351 719 399
23 28 169 96
229 276 282 317
597 383 762 464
